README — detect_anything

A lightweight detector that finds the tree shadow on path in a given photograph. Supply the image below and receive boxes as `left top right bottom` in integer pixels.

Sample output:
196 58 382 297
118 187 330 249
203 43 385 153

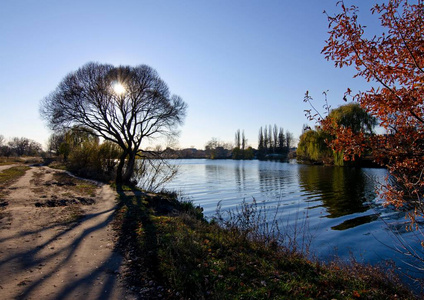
0 184 131 300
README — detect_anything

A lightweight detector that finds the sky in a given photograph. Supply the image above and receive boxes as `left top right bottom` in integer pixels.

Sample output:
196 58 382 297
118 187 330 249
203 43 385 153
0 0 379 150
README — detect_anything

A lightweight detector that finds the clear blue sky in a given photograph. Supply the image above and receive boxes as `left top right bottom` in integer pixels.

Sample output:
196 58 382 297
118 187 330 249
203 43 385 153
0 0 378 150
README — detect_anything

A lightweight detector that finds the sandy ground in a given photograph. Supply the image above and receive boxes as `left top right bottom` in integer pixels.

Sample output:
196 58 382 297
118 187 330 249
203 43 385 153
0 166 135 300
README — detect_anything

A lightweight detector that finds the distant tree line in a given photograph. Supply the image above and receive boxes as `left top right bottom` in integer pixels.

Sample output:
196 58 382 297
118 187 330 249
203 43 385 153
0 135 42 157
204 138 233 159
257 125 293 160
232 130 254 160
200 126 294 161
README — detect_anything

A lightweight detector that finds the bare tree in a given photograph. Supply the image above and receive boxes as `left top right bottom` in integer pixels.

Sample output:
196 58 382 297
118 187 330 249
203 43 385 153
47 132 66 154
273 124 278 153
286 132 293 150
235 129 241 149
241 130 246 151
8 137 27 156
40 62 187 184
205 138 232 159
278 128 285 153
8 137 41 156
263 126 269 151
258 127 264 149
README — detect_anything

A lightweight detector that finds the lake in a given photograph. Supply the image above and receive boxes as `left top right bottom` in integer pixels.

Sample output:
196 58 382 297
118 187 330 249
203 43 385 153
160 159 424 287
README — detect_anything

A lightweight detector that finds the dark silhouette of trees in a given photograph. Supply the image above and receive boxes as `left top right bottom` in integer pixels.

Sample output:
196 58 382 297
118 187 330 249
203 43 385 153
235 130 241 149
285 132 293 151
258 127 264 156
47 132 66 156
263 126 269 151
277 128 286 154
257 125 293 160
7 137 42 156
232 129 253 160
40 62 187 184
0 136 42 157
205 138 232 159
242 130 246 152
0 135 8 157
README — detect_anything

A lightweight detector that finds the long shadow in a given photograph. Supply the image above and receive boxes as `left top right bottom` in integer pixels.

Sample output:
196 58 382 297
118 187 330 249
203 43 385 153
53 250 124 300
115 184 161 288
7 181 176 299
51 206 125 300
0 166 128 299
14 205 122 300
0 208 116 267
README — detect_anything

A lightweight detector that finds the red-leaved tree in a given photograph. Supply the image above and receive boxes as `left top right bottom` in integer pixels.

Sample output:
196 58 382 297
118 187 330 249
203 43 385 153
321 0 424 224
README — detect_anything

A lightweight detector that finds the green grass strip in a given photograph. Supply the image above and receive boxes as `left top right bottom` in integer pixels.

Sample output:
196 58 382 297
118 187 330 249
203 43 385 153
0 166 30 185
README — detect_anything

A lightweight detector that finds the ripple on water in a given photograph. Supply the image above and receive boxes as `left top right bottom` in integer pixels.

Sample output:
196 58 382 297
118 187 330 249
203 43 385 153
157 159 424 287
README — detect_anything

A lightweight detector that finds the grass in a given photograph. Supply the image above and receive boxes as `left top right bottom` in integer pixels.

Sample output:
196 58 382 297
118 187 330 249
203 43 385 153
0 157 21 166
52 173 97 197
0 156 43 166
47 161 67 170
0 166 31 223
29 169 98 224
113 186 417 299
57 205 85 225
0 166 30 186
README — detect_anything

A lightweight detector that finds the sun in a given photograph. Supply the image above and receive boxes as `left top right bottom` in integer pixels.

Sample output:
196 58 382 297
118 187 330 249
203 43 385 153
112 82 126 95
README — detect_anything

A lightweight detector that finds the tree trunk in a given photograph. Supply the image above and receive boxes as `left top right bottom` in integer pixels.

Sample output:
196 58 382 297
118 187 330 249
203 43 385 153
121 151 136 184
115 149 128 184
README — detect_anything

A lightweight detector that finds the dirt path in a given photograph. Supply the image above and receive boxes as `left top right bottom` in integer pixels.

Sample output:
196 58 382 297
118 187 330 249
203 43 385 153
0 166 135 300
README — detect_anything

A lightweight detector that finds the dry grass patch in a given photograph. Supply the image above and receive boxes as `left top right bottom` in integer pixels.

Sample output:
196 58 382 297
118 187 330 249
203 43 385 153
0 156 43 166
55 205 85 225
51 172 98 197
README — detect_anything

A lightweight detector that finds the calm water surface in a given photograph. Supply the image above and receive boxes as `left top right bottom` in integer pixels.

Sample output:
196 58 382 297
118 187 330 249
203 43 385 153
162 159 423 285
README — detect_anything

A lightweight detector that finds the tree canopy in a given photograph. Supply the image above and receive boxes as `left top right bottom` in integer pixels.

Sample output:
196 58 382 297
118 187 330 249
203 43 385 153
297 128 333 164
41 62 187 184
327 103 377 135
299 102 375 165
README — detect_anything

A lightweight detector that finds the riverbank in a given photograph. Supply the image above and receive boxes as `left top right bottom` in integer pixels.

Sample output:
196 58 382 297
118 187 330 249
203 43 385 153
114 184 417 299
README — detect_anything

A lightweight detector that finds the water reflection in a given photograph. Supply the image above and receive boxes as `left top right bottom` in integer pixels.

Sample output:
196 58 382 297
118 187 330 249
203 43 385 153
331 214 380 230
298 166 376 218
234 161 246 193
258 162 291 199
205 163 223 183
162 160 424 291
